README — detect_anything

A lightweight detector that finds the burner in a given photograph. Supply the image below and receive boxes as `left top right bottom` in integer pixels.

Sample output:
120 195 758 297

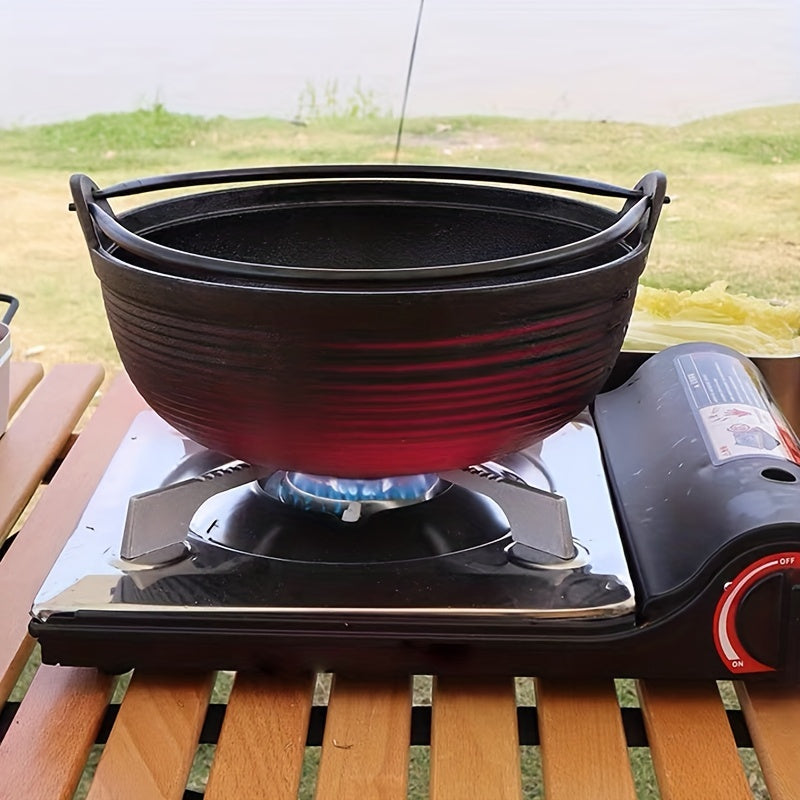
264 471 441 521
33 407 630 591
187 475 510 564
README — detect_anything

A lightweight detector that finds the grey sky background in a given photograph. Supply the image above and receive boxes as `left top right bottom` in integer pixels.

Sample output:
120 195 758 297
1 0 798 127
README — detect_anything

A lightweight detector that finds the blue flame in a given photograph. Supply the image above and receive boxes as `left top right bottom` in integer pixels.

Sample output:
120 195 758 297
278 472 437 515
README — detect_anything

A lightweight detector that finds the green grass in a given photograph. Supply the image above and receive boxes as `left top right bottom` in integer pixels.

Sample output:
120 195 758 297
683 107 800 165
0 104 214 170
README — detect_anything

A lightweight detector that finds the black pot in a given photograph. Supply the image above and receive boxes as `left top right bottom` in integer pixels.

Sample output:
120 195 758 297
71 165 667 477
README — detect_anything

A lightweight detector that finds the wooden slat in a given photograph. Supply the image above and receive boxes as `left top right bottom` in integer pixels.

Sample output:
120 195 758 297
430 676 521 800
0 372 143 800
205 672 314 800
536 678 636 800
86 671 214 800
638 680 752 800
315 676 412 800
0 665 113 800
0 363 103 542
8 361 44 417
0 364 108 706
737 681 800 800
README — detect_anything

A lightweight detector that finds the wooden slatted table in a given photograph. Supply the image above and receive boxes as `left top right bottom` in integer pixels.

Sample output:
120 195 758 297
1 362 799 800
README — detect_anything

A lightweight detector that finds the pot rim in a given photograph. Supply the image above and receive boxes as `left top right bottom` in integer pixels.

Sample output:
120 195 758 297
93 235 650 297
71 165 667 286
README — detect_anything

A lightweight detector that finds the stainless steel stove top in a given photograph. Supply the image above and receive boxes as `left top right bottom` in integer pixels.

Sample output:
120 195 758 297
32 409 635 623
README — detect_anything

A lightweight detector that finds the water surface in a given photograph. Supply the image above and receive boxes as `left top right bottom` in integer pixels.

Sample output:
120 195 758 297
1 0 798 126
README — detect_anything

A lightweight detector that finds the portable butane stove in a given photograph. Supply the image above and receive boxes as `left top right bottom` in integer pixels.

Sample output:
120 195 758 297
30 343 800 681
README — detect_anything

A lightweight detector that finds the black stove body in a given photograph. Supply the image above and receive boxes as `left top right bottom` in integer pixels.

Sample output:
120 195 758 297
29 344 800 681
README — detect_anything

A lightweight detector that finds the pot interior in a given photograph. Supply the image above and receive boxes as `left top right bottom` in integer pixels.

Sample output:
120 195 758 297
118 181 633 280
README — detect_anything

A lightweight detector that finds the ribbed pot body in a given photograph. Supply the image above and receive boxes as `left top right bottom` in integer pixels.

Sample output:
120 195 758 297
84 174 661 476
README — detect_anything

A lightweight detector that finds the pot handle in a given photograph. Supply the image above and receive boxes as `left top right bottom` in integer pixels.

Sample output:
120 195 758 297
0 294 19 326
70 173 107 251
623 170 668 249
70 166 668 282
88 163 649 202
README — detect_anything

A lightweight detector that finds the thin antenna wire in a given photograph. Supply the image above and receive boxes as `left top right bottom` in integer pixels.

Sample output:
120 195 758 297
393 0 425 164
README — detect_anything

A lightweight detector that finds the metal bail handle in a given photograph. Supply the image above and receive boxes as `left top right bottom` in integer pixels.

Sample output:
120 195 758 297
69 165 667 283
629 170 668 247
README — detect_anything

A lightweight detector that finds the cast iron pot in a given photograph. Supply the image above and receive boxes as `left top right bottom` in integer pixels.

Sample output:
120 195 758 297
70 165 667 477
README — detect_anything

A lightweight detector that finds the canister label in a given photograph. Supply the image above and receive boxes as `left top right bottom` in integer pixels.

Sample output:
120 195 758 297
675 352 800 465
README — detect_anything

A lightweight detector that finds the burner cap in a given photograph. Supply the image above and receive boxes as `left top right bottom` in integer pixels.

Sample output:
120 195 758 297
262 471 441 522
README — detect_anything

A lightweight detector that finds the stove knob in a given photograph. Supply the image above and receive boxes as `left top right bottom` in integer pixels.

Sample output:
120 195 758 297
734 572 785 670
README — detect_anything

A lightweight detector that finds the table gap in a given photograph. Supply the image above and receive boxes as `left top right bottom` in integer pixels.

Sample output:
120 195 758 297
210 670 234 703
69 397 105 446
7 643 40 702
629 747 661 800
41 438 78 484
515 675 536 705
0 531 15 558
616 678 641 707
299 746 321 800
717 680 741 709
738 747 769 799
71 743 103 800
109 670 132 704
413 674 432 705
186 742 216 796
520 745 544 799
314 673 332 704
408 745 431 799
2 483 46 546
